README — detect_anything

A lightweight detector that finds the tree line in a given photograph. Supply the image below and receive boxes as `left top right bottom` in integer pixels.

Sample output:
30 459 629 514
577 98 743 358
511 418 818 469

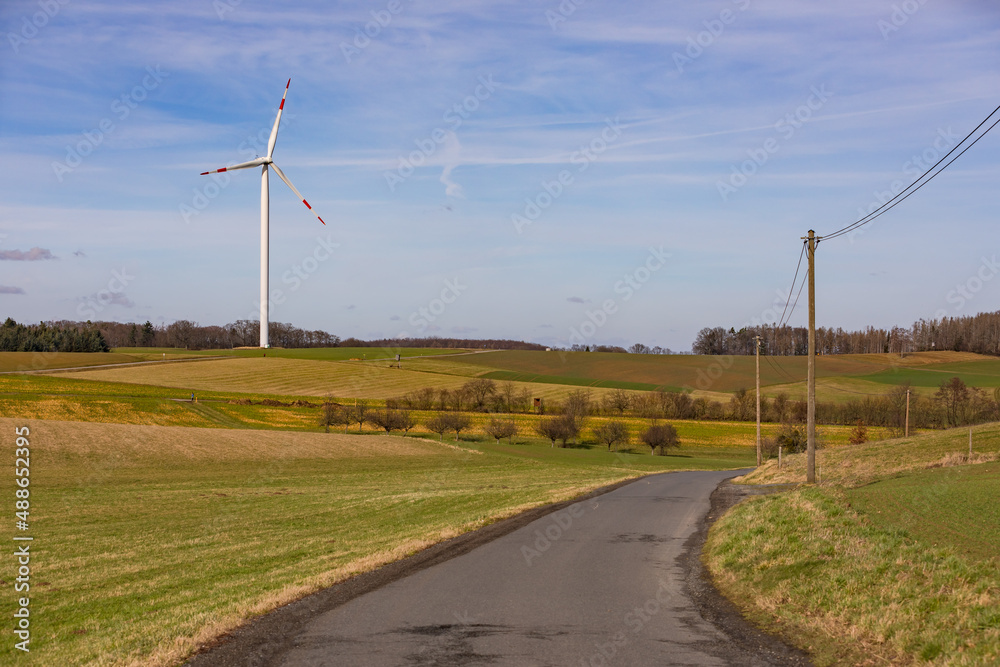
0 318 109 352
376 378 1000 432
692 310 1000 356
318 385 681 456
88 319 339 349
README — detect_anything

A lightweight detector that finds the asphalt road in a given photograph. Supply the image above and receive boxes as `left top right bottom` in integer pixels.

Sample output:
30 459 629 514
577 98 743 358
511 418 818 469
263 470 805 667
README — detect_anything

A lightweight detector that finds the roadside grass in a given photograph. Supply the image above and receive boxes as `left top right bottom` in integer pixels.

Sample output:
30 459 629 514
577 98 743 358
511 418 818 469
706 424 1000 665
705 486 1000 666
740 423 1000 487
0 417 741 667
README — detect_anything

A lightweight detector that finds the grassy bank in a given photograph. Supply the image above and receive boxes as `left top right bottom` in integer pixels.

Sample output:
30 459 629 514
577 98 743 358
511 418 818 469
705 484 1000 665
705 426 1000 665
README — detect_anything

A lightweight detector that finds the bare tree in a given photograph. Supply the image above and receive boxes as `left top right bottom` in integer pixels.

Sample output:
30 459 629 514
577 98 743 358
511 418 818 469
318 398 351 433
534 417 565 447
437 388 452 411
593 420 629 451
484 416 518 444
449 413 472 441
350 400 369 432
495 381 518 413
426 412 451 441
602 388 633 416
463 378 497 411
640 423 680 455
399 410 417 434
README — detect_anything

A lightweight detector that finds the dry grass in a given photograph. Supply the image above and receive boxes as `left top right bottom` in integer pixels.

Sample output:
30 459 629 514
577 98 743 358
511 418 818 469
705 486 1000 666
707 423 1000 665
26 417 444 463
49 357 619 403
739 423 1000 488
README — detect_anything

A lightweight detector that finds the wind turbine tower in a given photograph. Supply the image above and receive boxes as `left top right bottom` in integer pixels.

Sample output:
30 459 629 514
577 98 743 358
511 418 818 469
200 79 326 348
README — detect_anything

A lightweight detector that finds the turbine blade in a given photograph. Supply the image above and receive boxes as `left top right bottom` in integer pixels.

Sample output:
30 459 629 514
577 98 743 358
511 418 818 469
200 157 267 175
270 162 326 225
266 78 291 159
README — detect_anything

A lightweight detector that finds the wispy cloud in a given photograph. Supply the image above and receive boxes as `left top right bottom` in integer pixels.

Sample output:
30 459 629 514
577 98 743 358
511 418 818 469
0 286 26 295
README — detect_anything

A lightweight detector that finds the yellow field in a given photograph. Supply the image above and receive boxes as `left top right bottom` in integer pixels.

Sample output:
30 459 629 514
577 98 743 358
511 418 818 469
49 357 621 403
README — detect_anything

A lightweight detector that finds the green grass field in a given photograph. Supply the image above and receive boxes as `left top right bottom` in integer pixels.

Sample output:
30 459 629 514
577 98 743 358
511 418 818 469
847 462 1000 563
0 417 751 667
446 349 997 395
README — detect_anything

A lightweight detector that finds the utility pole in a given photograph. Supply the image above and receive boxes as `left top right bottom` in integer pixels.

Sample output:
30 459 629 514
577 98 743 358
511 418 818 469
905 388 910 438
755 335 762 467
805 230 817 484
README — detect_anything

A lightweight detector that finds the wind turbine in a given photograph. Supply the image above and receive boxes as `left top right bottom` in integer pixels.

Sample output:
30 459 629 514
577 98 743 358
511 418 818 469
200 79 325 349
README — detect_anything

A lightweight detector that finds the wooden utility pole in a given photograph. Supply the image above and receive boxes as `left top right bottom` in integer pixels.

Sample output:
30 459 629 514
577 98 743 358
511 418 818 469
755 335 762 467
905 388 910 437
805 230 817 484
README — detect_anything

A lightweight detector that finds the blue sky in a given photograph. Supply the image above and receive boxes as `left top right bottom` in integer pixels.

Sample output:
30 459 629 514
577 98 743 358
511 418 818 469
1 0 999 350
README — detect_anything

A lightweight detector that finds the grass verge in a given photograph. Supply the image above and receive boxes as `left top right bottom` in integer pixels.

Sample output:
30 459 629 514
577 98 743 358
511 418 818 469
705 424 1000 665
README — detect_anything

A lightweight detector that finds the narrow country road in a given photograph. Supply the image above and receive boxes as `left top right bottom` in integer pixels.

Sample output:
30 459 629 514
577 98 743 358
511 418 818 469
222 470 805 666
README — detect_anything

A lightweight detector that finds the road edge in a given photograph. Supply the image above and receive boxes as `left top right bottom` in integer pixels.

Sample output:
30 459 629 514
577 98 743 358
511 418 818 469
682 479 813 666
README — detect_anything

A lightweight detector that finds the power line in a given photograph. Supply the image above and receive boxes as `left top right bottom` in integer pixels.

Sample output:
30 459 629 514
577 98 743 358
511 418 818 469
822 103 1000 241
777 240 807 328
762 352 799 384
782 270 808 327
